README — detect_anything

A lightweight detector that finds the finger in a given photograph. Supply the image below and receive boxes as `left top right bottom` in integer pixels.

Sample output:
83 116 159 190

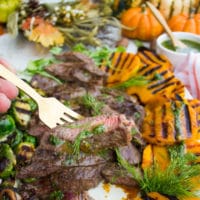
0 58 16 73
0 93 11 113
0 78 18 100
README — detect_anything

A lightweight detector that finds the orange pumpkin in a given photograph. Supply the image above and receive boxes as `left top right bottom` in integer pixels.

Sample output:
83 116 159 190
120 5 164 41
168 13 200 34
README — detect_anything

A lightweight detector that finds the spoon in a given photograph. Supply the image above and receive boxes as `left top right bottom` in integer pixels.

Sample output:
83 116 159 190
146 2 187 50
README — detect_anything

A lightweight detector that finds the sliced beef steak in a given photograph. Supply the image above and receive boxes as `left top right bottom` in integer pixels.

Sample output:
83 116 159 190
118 143 142 165
50 163 105 193
51 114 135 142
46 52 107 85
101 163 138 187
30 74 60 91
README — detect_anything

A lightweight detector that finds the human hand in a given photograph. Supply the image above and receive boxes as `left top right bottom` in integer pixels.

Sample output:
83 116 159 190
0 59 18 113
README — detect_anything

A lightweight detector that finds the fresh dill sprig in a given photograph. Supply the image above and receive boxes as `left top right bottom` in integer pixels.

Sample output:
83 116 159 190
82 93 104 116
116 144 200 198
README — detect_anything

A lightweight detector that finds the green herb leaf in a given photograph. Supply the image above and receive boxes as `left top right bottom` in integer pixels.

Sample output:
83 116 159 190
23 58 62 84
82 93 104 116
49 135 64 146
72 43 125 67
116 143 200 198
49 190 64 200
114 76 149 89
50 47 63 55
73 130 91 155
115 148 142 182
141 144 200 198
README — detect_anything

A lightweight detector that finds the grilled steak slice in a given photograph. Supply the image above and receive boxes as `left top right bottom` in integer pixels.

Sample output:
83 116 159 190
97 88 145 128
19 170 97 200
18 153 108 196
30 74 60 91
46 52 107 85
47 83 87 101
50 163 105 193
54 52 104 76
80 125 136 153
101 163 138 187
51 114 135 142
118 143 141 165
17 148 66 178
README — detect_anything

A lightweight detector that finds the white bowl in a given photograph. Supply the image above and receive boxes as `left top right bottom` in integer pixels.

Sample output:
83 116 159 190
156 32 200 68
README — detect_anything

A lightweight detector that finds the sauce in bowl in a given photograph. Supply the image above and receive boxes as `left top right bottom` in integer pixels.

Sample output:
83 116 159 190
162 39 200 53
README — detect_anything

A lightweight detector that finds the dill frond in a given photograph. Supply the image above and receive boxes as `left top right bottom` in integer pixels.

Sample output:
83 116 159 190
82 93 104 116
116 144 200 199
140 144 200 198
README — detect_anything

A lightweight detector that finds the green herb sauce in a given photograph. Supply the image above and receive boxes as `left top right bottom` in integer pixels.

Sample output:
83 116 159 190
162 39 200 53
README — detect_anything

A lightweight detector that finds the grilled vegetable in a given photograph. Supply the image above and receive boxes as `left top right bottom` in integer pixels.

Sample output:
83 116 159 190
142 99 200 145
0 144 16 178
0 189 22 200
102 48 184 105
120 5 164 41
0 115 16 142
142 144 169 169
16 142 35 163
11 99 32 128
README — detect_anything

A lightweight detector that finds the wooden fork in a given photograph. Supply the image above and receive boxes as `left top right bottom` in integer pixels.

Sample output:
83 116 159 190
0 64 83 129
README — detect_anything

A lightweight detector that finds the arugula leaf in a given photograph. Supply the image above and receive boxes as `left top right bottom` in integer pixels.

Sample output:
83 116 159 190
72 43 125 67
50 47 63 55
82 93 104 116
23 58 62 84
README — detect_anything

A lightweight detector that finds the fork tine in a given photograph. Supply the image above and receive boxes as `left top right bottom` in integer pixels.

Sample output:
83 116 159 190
61 114 75 123
63 105 83 119
56 118 66 126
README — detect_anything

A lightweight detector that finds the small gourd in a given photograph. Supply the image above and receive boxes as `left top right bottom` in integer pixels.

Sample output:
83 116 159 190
120 5 164 41
168 12 200 34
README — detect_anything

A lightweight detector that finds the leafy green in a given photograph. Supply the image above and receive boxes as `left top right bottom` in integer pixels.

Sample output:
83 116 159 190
82 93 104 116
141 148 200 198
49 190 64 200
23 57 62 84
49 135 64 146
114 76 149 89
72 43 125 67
116 143 200 198
50 46 63 55
73 125 105 155
73 129 92 155
115 148 142 182
134 39 144 48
